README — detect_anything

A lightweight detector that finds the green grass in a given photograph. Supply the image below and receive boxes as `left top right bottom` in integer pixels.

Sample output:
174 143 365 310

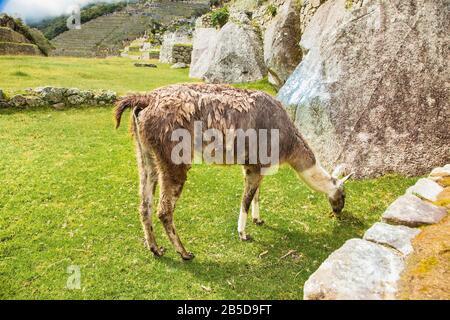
0 55 276 96
0 55 417 299
0 105 416 299
0 56 198 96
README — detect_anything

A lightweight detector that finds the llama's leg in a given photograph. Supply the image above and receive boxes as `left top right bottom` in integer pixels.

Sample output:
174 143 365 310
238 166 263 241
157 168 194 260
251 187 264 225
137 147 164 257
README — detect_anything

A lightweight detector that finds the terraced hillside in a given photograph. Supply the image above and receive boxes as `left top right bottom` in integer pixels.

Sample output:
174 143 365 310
51 1 210 58
0 14 52 56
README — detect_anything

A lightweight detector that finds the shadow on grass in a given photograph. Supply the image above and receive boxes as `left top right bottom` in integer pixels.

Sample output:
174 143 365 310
150 210 365 297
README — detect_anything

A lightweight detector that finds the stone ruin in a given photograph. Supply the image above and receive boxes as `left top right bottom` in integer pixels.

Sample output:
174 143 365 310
0 87 116 109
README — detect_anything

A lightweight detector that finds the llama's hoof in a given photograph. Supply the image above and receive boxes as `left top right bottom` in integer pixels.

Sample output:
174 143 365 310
253 218 265 226
151 246 166 257
239 233 253 242
181 252 195 261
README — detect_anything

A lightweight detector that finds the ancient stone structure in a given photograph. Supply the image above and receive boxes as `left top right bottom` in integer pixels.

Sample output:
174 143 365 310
304 164 449 300
0 15 44 56
263 0 302 88
277 0 450 177
159 30 192 64
0 87 116 109
203 11 267 83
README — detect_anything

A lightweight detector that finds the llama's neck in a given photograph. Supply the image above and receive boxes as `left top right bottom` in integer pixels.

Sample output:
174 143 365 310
288 140 337 197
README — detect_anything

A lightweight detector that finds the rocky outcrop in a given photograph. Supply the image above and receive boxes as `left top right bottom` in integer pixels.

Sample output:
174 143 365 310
189 27 219 79
263 0 302 88
203 12 267 84
0 87 116 109
277 0 450 177
299 0 328 34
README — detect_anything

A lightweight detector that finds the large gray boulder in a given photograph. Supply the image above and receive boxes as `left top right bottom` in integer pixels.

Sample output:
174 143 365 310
264 0 302 88
382 194 447 227
203 20 267 83
189 27 219 79
406 178 444 202
363 222 420 256
277 0 450 177
303 239 404 300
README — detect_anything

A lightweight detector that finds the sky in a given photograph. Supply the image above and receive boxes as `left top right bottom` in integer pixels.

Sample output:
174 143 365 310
0 0 123 23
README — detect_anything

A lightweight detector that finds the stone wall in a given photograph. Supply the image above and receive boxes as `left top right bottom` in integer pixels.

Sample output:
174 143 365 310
277 0 450 177
0 27 30 43
0 42 42 55
303 165 449 300
159 30 192 64
0 87 116 109
171 44 192 64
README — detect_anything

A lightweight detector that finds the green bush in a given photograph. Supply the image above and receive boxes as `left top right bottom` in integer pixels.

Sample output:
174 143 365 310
266 4 277 17
211 6 229 28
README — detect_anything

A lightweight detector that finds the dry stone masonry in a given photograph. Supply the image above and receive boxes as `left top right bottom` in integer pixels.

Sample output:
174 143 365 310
303 165 449 300
0 87 116 109
159 30 192 64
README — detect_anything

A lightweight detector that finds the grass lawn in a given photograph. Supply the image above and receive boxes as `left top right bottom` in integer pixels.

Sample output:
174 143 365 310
0 55 277 96
0 56 417 299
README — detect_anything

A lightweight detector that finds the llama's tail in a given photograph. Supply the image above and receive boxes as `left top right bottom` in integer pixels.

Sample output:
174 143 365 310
114 95 149 129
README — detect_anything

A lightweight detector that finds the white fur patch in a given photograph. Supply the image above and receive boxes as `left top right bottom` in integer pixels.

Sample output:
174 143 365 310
238 205 247 233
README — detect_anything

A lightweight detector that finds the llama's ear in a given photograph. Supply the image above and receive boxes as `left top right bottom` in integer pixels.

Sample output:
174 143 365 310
332 164 345 179
341 172 355 183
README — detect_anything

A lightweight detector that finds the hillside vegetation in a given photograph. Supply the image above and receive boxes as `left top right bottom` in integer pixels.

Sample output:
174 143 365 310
49 1 210 57
31 1 130 40
0 14 53 56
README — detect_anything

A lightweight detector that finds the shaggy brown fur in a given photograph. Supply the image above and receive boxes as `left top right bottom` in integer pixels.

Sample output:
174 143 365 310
115 84 343 260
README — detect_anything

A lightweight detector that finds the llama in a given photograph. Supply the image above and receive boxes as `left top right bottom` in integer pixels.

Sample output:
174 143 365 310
115 84 353 260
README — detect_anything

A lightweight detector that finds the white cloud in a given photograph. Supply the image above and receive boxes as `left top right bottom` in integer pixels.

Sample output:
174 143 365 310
2 0 123 23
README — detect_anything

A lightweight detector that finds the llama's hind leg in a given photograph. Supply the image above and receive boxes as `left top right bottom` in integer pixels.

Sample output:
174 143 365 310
137 147 164 257
157 168 194 261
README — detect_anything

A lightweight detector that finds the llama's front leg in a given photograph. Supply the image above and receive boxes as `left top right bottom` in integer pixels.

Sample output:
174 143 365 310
251 188 264 226
239 167 262 241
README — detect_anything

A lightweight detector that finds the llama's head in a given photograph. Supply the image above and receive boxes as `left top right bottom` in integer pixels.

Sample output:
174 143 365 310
328 165 354 214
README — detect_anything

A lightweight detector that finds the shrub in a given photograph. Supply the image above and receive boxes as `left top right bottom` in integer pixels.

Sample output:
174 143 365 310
211 6 229 28
266 4 277 17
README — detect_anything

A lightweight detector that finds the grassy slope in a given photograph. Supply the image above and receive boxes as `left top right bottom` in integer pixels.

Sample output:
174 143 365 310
0 56 415 299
